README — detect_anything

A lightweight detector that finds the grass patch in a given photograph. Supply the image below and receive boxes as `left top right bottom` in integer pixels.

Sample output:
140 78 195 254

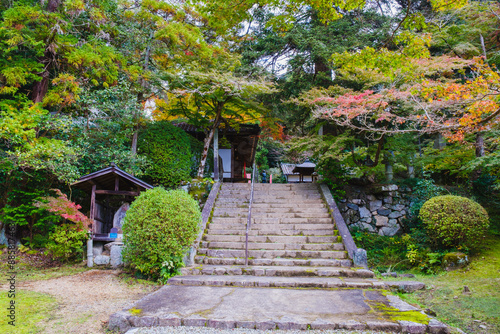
0 290 57 333
399 235 500 333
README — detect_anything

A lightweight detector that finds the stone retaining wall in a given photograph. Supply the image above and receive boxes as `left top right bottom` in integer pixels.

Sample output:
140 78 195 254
338 184 412 237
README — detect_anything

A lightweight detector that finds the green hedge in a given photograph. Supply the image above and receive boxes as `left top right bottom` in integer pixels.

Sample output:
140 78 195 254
138 121 193 188
419 195 489 251
122 187 201 281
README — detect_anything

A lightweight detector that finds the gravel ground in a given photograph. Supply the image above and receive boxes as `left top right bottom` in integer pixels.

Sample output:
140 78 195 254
128 327 389 334
18 269 157 334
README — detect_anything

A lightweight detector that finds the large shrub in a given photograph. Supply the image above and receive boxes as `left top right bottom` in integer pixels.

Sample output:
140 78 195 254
138 121 193 188
122 187 201 281
419 195 489 251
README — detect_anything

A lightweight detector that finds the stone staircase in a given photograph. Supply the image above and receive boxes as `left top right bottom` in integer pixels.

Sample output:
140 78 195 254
171 183 378 288
109 182 445 334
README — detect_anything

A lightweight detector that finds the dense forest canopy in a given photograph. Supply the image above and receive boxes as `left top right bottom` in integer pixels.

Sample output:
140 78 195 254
0 0 499 245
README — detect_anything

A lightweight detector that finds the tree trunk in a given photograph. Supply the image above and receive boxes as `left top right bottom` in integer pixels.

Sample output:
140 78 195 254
197 127 216 178
475 132 485 157
31 0 61 103
131 131 138 155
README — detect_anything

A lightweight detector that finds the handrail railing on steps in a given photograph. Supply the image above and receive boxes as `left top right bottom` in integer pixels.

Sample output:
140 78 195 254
245 163 257 266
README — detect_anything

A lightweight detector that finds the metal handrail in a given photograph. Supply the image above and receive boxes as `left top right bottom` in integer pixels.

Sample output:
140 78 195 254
245 162 257 266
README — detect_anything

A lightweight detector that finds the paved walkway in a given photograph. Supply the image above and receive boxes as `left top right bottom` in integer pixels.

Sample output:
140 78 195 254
110 285 448 333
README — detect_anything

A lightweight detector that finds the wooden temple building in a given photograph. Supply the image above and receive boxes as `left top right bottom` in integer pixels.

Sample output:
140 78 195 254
175 122 261 182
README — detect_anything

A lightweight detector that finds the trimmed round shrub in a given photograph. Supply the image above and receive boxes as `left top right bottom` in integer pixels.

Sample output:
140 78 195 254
122 187 201 281
138 121 193 188
419 195 489 251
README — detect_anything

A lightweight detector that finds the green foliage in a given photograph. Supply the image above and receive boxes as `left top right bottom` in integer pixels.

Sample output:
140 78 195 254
138 121 193 188
420 195 490 251
122 187 201 281
402 177 448 231
45 223 89 262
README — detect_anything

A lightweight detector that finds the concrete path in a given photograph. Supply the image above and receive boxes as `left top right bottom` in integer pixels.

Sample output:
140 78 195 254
110 285 448 333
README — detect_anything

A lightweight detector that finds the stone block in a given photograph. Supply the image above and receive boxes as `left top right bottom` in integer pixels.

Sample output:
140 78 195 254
236 321 256 329
182 316 207 327
108 311 131 333
399 320 427 334
383 196 393 204
388 219 398 226
110 245 123 268
428 319 449 334
381 225 401 236
256 321 276 330
310 319 337 330
366 321 401 332
347 203 359 210
353 249 368 269
208 319 236 329
92 243 103 257
129 316 157 327
94 255 110 265
369 200 383 211
375 216 389 227
377 209 391 216
389 211 403 219
340 320 366 330
359 206 371 218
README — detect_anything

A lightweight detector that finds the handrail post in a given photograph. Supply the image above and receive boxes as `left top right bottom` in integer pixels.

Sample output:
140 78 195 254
245 163 256 266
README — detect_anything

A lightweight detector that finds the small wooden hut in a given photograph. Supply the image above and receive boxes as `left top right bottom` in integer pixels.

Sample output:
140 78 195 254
71 164 153 241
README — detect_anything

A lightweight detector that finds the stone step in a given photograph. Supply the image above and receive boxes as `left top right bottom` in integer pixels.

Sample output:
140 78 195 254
206 229 337 236
216 203 325 209
219 190 321 196
211 217 333 224
200 241 344 251
180 265 373 278
197 248 348 259
208 223 334 231
195 257 351 267
215 207 329 214
168 275 381 289
212 213 331 220
202 235 339 243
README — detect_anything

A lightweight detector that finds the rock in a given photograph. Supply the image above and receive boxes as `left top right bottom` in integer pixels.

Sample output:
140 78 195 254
381 225 401 236
353 248 368 268
110 245 123 268
339 198 347 203
382 185 399 192
359 206 371 218
400 273 416 278
366 195 377 201
94 255 110 265
388 219 398 226
347 203 359 210
463 285 470 294
381 272 398 278
392 204 406 211
377 208 391 216
361 223 375 233
386 281 426 292
112 202 130 233
93 243 104 257
104 241 124 251
369 200 383 211
443 252 469 270
339 203 348 213
383 196 393 204
365 217 372 223
352 199 363 205
389 211 403 219
375 216 389 227
399 320 427 334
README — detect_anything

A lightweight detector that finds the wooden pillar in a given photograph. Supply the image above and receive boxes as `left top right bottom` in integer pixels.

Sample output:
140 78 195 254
90 184 96 235
115 177 119 191
214 128 219 180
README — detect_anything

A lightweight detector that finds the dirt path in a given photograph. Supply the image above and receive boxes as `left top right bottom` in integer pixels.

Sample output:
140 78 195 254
19 269 158 334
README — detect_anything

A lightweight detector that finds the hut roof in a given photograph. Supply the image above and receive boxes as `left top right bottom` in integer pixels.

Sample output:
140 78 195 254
71 165 153 194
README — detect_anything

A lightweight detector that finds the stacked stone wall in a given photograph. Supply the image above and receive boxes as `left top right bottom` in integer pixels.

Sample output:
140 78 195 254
338 184 412 236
